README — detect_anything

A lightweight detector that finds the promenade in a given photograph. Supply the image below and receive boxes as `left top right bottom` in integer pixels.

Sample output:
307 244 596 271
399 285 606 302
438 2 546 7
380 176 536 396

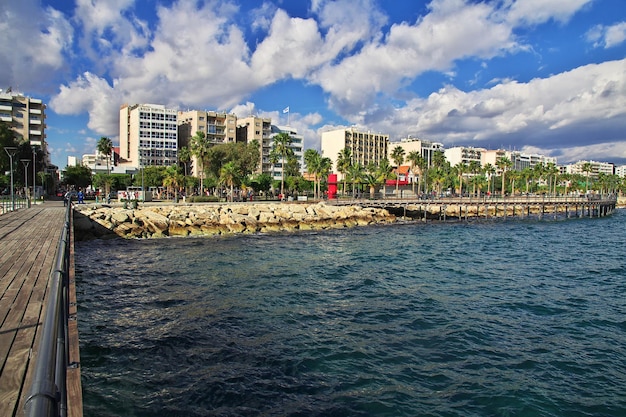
0 201 82 417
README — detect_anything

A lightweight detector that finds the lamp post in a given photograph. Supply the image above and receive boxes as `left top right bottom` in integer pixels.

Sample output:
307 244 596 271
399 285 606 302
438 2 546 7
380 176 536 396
4 147 17 211
21 159 30 206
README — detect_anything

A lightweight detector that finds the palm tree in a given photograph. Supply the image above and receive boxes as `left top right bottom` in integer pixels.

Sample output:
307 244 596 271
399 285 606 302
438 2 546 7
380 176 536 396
376 158 394 198
347 162 365 197
390 146 405 197
581 162 593 193
219 161 239 202
496 156 512 197
163 165 182 202
454 162 468 196
336 147 352 196
96 136 113 195
363 162 380 199
545 162 559 195
190 131 211 193
272 132 293 197
97 136 113 175
304 149 321 199
406 151 424 196
483 163 496 196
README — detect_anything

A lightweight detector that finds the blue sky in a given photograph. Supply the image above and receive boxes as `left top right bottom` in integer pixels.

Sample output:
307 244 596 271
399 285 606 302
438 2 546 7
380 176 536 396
1 0 625 169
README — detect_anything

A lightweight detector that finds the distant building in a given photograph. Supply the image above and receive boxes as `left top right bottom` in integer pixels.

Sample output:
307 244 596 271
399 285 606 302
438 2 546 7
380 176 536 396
119 103 178 169
321 127 389 178
444 146 485 167
178 110 237 176
615 165 626 178
0 91 46 148
508 151 557 171
391 137 444 168
566 160 614 179
268 125 304 181
236 116 272 175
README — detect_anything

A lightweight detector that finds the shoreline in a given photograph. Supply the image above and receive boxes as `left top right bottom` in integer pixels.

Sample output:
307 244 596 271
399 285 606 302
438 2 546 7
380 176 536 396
72 201 397 241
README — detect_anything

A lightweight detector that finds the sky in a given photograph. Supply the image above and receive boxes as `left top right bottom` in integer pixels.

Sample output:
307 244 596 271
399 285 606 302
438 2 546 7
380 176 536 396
1 0 625 170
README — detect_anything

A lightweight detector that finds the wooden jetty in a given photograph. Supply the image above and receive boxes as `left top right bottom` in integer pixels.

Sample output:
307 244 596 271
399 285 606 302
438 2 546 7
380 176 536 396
0 202 82 417
331 195 618 221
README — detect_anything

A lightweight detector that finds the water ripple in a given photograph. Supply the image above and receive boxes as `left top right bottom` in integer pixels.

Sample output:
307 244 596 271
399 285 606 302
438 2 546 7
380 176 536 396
76 210 626 416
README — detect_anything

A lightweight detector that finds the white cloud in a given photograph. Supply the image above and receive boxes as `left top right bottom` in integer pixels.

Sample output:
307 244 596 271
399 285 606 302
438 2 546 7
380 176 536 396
504 0 593 26
376 59 626 163
50 72 122 136
587 21 626 49
311 0 517 115
0 1 73 92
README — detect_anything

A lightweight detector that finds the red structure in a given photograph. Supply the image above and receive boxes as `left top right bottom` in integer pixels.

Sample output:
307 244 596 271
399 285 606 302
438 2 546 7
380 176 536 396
328 173 337 199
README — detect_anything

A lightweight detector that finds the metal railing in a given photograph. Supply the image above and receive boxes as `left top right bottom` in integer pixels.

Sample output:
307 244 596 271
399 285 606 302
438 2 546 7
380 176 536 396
0 196 30 214
24 199 73 417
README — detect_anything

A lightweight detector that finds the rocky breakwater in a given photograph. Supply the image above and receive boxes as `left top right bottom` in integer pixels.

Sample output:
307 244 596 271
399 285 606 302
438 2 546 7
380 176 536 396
73 202 397 240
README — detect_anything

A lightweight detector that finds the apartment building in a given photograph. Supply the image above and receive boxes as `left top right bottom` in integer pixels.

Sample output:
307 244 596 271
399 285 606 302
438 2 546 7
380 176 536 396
391 137 444 168
566 160 614 179
267 125 304 181
236 116 272 174
0 91 46 148
178 110 237 176
119 104 178 168
444 146 485 167
509 151 557 171
321 127 389 177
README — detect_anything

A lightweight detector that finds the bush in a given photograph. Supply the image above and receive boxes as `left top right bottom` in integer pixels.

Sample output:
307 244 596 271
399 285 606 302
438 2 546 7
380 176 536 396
188 195 220 203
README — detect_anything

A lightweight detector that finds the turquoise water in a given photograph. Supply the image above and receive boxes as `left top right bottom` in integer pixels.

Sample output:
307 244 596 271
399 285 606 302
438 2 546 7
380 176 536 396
76 210 626 416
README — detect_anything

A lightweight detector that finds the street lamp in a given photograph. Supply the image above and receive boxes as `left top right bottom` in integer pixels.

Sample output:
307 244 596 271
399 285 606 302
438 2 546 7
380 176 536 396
4 147 17 211
21 159 30 206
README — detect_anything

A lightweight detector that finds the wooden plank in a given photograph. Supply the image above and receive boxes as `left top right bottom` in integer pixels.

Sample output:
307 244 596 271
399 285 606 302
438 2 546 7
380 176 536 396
0 204 73 417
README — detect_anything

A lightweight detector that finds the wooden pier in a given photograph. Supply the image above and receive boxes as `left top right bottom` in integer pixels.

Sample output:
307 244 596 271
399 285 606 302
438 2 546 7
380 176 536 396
331 195 618 221
0 202 82 417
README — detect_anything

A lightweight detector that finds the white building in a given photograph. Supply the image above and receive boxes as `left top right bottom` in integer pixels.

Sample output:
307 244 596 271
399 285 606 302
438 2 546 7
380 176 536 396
119 103 178 169
267 125 304 180
391 137 444 168
321 127 389 178
444 146 484 167
566 160 614 178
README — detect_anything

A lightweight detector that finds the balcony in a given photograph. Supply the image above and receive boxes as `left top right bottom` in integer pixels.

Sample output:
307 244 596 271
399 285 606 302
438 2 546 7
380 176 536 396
29 108 42 115
30 130 42 136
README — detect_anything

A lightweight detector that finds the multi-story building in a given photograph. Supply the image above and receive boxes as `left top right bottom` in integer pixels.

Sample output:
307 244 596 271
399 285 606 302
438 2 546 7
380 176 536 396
119 104 178 168
615 165 626 178
566 160 614 179
0 91 46 148
178 110 237 176
321 127 389 177
236 116 272 174
508 151 557 171
391 137 444 168
444 146 485 167
267 125 304 181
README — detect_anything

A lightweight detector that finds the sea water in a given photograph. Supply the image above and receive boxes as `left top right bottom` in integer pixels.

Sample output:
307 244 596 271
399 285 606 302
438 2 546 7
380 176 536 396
75 210 626 416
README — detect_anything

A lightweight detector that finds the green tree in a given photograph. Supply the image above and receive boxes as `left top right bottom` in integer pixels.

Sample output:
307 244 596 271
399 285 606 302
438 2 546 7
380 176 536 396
304 149 323 199
163 165 183 202
483 163 496 196
271 132 293 197
96 137 113 175
190 131 211 192
63 165 92 189
406 151 423 195
347 162 365 197
377 158 394 197
390 146 405 196
219 161 240 202
496 156 512 196
581 162 593 193
336 147 352 196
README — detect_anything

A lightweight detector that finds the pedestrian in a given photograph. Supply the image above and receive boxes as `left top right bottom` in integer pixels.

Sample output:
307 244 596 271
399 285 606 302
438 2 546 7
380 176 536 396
77 189 84 204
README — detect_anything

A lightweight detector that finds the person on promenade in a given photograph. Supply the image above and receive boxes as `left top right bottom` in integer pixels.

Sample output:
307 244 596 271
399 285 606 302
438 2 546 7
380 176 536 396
77 189 84 204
